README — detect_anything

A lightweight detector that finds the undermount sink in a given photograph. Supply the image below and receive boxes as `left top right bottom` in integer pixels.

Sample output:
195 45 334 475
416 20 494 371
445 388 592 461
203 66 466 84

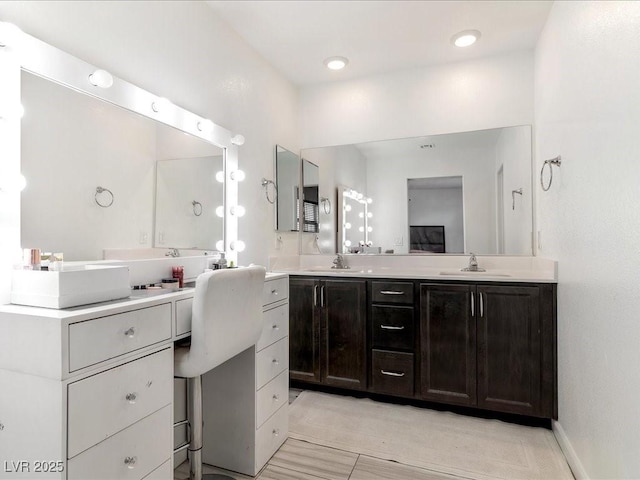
439 270 511 277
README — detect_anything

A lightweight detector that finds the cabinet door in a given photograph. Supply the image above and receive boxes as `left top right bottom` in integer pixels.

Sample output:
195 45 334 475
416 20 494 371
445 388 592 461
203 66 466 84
289 278 320 383
477 285 541 416
420 283 476 406
322 279 367 390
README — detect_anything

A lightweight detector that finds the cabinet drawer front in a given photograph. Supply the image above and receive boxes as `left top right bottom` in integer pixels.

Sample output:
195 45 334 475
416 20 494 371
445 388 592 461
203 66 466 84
175 298 193 336
255 402 288 472
142 460 171 480
67 405 171 480
68 348 173 458
371 350 414 397
69 303 172 372
372 281 413 304
257 304 289 351
256 337 288 389
263 277 289 306
256 370 289 428
372 306 414 351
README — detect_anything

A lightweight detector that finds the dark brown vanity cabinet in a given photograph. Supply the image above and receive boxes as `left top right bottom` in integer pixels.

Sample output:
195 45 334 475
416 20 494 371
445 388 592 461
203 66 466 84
289 276 367 390
420 282 556 418
369 281 416 397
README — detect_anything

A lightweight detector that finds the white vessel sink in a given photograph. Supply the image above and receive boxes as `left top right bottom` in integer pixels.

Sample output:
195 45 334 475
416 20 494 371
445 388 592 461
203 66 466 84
11 265 130 309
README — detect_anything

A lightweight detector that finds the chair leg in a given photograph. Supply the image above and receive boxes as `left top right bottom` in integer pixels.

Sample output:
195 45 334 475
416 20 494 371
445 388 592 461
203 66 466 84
187 376 233 480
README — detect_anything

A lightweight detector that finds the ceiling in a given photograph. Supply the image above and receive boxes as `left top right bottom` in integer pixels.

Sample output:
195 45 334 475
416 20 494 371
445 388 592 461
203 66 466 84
206 1 553 86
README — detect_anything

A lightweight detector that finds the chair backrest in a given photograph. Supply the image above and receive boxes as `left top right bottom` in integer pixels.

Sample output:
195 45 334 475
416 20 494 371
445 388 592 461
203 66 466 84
177 265 266 378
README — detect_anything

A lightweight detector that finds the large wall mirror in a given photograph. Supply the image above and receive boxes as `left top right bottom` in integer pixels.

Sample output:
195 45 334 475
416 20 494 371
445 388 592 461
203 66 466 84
302 125 533 256
16 31 234 262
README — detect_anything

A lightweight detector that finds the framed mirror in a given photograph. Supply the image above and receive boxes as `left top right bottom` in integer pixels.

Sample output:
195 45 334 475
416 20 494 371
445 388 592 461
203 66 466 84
14 30 237 262
337 186 373 253
302 125 533 255
275 145 300 232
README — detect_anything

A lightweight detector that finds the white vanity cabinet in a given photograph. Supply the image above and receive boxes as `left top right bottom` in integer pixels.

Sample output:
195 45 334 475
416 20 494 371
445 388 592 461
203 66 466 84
0 292 191 480
201 273 289 476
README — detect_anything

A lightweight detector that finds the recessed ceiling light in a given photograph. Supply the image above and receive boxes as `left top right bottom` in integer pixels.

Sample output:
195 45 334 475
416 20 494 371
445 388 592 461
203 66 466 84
324 56 349 71
451 30 481 48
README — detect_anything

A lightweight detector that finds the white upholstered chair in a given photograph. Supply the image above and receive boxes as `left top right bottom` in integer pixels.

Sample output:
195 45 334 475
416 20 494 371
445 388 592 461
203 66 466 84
174 265 266 480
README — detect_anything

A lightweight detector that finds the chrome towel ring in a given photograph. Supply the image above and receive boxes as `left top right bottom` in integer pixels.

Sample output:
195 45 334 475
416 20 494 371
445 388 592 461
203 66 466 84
540 156 562 191
320 197 331 214
95 186 114 207
192 200 203 216
261 178 278 204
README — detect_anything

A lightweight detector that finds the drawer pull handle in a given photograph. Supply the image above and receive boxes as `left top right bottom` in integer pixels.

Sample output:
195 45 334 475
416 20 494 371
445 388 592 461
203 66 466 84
272 324 279 330
124 456 137 469
381 370 405 377
380 290 404 295
272 428 280 437
271 289 278 295
124 327 136 338
380 325 405 330
273 394 280 401
272 358 279 366
125 392 138 404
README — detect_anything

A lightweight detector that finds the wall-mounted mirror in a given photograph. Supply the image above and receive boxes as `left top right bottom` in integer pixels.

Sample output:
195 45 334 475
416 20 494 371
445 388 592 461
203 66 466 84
302 125 533 255
302 159 319 233
337 186 374 254
21 70 226 260
275 145 300 232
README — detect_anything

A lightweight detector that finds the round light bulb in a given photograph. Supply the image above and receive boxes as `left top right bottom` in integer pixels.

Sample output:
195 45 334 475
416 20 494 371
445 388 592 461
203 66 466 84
367 226 373 232
451 30 481 48
356 193 364 200
215 171 225 183
344 204 352 212
359 226 364 233
88 69 114 88
0 173 26 193
215 206 225 218
358 212 364 218
1 103 24 121
367 212 373 218
367 198 373 204
230 170 245 181
344 240 352 247
215 240 224 251
231 134 245 146
230 240 246 252
345 222 351 229
231 205 246 217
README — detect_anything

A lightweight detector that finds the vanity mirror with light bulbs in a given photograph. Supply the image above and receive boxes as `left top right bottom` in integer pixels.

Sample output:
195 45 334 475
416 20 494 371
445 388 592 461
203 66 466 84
8 27 242 263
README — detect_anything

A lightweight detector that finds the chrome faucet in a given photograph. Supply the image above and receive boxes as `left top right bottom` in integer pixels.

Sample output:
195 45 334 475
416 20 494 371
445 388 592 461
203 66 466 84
331 253 350 269
165 248 180 258
462 253 485 272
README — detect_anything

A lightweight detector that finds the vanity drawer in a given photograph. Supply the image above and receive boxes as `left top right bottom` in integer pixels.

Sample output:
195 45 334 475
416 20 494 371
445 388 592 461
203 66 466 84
256 370 289 428
371 305 414 351
255 402 288 471
256 336 288 389
257 304 289 351
371 350 414 397
263 277 289 306
175 298 193 336
67 347 173 458
68 303 172 372
142 460 171 480
372 281 414 304
67 405 171 480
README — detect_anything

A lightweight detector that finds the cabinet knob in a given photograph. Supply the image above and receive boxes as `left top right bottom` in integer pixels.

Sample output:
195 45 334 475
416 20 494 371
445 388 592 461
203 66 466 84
124 327 136 338
272 358 279 366
272 428 280 437
273 394 280 401
124 456 137 469
271 289 278 296
272 324 279 330
125 392 138 404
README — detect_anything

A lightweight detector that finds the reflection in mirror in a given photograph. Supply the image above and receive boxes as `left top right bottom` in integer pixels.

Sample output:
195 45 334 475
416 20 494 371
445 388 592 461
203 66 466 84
338 186 374 254
275 145 300 232
302 125 533 255
408 176 462 253
155 154 224 250
302 160 319 233
21 70 225 260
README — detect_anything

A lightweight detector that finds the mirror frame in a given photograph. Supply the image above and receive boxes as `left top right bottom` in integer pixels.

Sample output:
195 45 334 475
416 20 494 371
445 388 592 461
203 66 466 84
5 26 242 263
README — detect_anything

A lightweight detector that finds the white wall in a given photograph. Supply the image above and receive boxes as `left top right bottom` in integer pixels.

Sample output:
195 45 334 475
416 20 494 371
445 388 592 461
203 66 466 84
0 0 299 267
535 2 640 478
300 51 534 148
408 187 464 254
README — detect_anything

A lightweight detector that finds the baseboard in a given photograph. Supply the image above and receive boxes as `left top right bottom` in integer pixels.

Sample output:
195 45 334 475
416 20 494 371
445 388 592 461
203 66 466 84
553 420 589 480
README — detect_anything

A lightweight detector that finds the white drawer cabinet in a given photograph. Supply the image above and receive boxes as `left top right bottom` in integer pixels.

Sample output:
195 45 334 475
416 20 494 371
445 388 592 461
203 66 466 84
202 273 289 476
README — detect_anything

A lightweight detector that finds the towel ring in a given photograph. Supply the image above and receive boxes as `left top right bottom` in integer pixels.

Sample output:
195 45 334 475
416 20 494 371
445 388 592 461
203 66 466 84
540 156 562 192
261 178 278 204
192 200 203 216
95 186 114 208
320 197 331 214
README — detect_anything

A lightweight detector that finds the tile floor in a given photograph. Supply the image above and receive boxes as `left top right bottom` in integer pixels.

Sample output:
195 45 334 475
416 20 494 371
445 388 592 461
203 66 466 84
175 390 572 480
